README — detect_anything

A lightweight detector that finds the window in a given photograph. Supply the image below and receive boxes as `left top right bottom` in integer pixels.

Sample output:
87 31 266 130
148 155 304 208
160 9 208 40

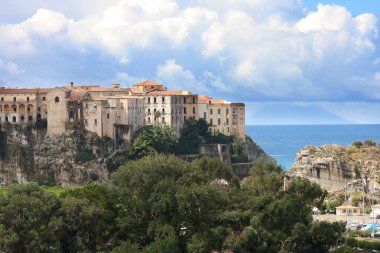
13 97 16 102
226 118 229 125
94 119 98 125
55 96 59 103
28 116 32 121
107 113 110 119
154 97 157 103
184 107 187 114
183 97 186 103
192 97 195 103
218 109 221 114
20 116 25 122
12 116 16 123
218 118 221 125
154 108 156 112
148 117 151 122
42 97 46 101
1 97 3 102
192 107 195 114
228 127 229 132
148 97 151 104
240 108 243 114
27 97 29 102
38 107 41 112
210 109 213 115
203 112 206 119
162 117 165 122
162 108 165 114
162 97 165 103
226 108 229 114
13 107 16 112
5 116 8 122
210 119 213 125
84 119 88 125
148 108 151 114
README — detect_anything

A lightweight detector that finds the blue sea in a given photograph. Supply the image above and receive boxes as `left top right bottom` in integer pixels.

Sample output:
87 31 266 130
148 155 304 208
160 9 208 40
246 124 380 170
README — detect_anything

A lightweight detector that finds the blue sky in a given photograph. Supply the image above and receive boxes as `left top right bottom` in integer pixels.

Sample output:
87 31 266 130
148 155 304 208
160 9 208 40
0 0 379 124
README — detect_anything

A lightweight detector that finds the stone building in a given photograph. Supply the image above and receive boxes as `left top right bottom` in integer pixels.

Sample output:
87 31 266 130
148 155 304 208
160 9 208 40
198 95 246 139
0 87 49 125
1 80 246 145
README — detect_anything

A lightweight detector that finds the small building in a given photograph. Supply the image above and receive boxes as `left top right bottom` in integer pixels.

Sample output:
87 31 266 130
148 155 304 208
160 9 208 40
370 204 380 218
336 205 362 216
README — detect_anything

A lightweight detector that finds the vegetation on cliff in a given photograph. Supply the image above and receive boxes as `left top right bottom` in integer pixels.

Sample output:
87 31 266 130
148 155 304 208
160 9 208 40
0 155 344 253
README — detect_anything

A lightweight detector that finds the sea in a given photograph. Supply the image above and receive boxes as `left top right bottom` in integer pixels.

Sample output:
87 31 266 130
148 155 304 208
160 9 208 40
246 124 380 170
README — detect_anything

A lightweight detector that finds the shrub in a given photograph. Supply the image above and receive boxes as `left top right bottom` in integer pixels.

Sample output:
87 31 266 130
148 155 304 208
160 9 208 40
75 149 96 162
364 139 376 147
334 245 355 253
352 141 363 148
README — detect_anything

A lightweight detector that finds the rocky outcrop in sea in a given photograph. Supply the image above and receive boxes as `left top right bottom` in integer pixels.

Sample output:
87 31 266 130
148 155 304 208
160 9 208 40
288 144 380 192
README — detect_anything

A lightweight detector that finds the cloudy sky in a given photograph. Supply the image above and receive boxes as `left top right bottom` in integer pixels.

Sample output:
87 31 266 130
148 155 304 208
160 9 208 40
1 0 379 124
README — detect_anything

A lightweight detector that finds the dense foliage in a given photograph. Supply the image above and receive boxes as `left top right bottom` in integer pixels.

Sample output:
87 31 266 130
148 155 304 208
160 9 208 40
127 125 178 159
0 155 345 253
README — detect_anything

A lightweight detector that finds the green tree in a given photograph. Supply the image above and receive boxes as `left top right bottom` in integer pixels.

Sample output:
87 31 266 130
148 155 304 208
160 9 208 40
352 140 363 148
177 118 211 155
0 184 60 253
111 155 226 251
127 125 178 159
364 139 376 147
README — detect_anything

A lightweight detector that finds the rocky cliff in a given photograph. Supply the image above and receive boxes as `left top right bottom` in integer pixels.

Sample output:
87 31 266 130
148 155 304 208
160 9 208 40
288 145 380 192
0 123 124 187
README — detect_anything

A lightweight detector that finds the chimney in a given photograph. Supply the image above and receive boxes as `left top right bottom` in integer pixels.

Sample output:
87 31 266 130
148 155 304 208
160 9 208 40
69 81 74 90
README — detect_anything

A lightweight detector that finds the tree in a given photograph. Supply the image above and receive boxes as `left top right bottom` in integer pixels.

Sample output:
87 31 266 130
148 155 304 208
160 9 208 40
0 184 60 253
364 139 376 147
111 155 227 251
177 118 211 155
352 141 363 148
127 125 178 159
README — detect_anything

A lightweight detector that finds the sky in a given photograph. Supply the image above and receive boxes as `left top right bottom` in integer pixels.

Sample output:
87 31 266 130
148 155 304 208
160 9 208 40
0 0 379 124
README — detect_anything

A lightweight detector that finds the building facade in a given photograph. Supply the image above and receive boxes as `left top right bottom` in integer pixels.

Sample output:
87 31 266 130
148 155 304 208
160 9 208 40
0 80 246 145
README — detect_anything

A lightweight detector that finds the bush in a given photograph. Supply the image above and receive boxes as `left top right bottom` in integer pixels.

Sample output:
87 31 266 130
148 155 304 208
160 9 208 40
364 139 376 147
345 237 380 250
352 141 363 148
75 149 96 162
334 245 355 253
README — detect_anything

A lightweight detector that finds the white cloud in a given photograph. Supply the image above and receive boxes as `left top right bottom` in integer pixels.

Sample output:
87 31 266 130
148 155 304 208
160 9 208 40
0 59 23 74
0 1 378 103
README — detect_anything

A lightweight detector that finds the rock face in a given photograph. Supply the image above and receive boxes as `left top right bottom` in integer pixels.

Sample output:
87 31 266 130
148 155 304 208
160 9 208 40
0 124 123 187
244 136 274 163
288 145 380 192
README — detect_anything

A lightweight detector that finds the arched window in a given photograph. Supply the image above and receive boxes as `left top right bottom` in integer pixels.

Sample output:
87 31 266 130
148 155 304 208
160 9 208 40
12 116 16 123
5 116 8 122
20 116 25 122
55 96 60 103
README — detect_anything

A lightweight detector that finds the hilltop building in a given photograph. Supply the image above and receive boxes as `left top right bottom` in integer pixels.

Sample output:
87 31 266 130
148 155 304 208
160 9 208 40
0 80 245 145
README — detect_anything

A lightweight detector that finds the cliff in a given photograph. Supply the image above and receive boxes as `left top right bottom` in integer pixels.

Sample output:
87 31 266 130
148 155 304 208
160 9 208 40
288 145 380 192
0 123 124 187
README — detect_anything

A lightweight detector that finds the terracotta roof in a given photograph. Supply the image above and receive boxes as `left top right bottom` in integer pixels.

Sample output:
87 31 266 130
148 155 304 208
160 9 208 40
69 91 88 100
0 88 38 94
198 95 212 102
37 88 52 93
146 90 185 95
211 99 227 104
129 88 143 94
133 80 164 87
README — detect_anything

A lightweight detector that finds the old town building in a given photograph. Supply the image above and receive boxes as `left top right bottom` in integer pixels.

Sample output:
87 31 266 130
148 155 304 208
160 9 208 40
0 80 245 145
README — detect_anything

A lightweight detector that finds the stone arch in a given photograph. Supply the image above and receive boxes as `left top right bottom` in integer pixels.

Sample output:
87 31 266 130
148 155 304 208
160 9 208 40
55 96 60 103
27 104 34 113
3 104 9 113
18 104 26 114
11 104 17 113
